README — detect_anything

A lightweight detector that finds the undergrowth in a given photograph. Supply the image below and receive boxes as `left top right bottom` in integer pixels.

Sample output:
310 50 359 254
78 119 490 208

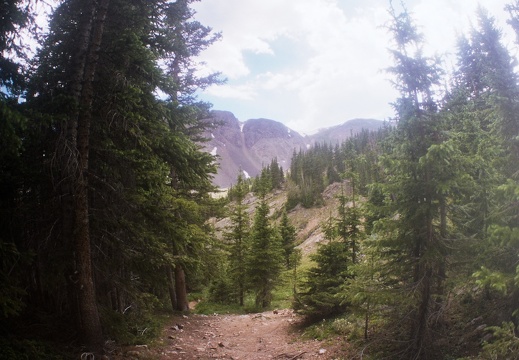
0 337 68 360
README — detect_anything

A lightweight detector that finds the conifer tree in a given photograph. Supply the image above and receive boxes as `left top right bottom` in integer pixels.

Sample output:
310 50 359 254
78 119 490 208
376 4 453 358
464 5 519 340
7 0 221 350
336 184 362 264
295 213 350 318
279 209 297 269
246 196 283 308
224 172 251 306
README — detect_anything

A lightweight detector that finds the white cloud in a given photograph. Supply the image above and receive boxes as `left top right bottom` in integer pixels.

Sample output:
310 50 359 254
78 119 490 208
193 0 516 134
205 83 256 100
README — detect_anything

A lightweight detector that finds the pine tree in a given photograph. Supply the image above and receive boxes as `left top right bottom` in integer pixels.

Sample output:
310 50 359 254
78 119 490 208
0 0 34 321
295 214 350 317
336 184 362 265
246 197 283 308
375 4 454 358
224 172 251 306
279 209 297 269
9 0 221 349
464 5 519 340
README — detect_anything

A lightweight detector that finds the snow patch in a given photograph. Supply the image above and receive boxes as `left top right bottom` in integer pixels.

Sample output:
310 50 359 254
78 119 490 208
242 170 250 179
211 133 215 139
210 147 217 156
306 144 311 149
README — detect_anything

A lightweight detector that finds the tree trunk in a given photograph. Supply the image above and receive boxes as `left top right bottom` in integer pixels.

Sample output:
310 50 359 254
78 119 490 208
239 283 244 307
364 299 370 340
412 266 432 359
435 195 447 308
174 264 189 311
166 265 177 311
72 0 110 353
61 0 95 335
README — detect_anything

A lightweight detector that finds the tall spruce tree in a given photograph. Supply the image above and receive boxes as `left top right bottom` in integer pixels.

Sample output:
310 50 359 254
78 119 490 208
279 209 297 269
246 196 283 308
295 212 350 318
463 6 519 345
224 172 251 306
0 0 34 322
377 4 452 358
13 0 220 351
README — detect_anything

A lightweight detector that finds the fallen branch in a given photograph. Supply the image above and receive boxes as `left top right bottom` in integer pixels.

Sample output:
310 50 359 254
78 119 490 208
288 351 307 360
275 351 307 360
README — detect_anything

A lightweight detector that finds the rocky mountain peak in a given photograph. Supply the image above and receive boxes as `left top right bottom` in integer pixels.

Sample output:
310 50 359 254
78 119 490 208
243 118 304 148
202 111 384 188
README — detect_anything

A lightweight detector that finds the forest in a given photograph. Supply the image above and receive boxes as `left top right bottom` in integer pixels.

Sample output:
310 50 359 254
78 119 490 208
2 0 519 359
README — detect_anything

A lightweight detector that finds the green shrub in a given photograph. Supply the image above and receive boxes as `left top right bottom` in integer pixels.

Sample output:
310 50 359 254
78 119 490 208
101 293 165 345
479 322 519 360
207 277 236 304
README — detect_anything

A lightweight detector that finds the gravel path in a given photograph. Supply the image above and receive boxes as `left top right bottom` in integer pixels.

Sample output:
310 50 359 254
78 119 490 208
117 309 349 359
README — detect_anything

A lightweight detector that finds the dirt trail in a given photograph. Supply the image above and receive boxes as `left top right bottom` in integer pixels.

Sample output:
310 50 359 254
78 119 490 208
119 309 349 359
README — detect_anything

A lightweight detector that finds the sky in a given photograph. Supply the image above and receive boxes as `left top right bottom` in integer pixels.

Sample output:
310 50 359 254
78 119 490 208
192 0 516 134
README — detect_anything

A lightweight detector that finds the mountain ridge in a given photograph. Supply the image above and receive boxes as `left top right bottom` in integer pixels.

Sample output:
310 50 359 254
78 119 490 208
202 110 385 188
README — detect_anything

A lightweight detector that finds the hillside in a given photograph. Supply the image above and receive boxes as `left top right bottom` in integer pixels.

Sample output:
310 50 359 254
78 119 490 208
212 180 351 256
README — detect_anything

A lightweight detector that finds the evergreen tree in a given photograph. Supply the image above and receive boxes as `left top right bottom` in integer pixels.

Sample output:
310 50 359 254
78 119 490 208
295 214 350 318
224 172 251 306
279 209 297 269
464 6 519 345
373 4 455 358
270 157 285 189
1 0 221 352
246 197 283 308
336 184 362 265
0 0 34 321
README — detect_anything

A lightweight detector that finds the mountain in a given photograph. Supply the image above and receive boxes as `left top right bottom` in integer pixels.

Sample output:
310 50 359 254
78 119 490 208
202 111 307 188
308 118 384 144
202 110 385 188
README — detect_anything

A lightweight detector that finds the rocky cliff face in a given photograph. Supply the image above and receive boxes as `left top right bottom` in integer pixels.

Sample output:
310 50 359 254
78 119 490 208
203 111 307 188
202 110 384 188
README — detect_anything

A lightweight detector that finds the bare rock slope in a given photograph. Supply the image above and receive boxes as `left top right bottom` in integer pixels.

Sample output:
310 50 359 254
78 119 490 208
203 111 306 188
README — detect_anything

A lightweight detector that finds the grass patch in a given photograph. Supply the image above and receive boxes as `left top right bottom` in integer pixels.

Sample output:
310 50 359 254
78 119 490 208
302 314 364 342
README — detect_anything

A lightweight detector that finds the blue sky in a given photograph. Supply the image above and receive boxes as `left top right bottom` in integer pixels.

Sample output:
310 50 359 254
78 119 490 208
192 0 515 134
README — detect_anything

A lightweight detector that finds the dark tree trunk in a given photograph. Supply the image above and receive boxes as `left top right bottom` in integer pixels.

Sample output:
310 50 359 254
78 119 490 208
166 265 178 311
174 264 189 311
410 196 435 359
412 265 432 359
239 283 244 307
364 299 370 340
70 0 110 353
61 0 95 336
436 195 447 307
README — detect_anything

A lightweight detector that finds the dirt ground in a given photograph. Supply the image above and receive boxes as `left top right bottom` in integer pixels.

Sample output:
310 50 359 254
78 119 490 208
117 309 350 360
